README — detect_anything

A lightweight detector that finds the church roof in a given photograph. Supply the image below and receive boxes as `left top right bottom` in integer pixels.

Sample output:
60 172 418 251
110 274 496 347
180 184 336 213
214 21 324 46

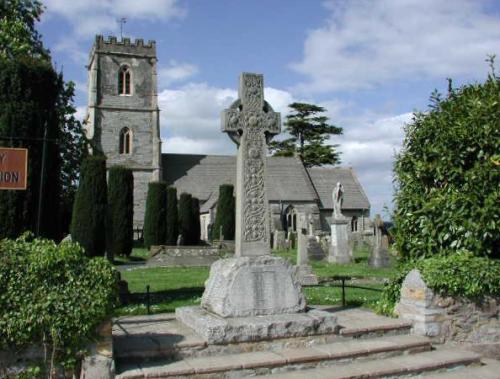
161 154 370 212
306 167 370 210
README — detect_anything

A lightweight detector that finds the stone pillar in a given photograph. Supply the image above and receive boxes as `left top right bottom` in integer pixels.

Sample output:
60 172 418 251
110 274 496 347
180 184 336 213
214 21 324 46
329 218 352 264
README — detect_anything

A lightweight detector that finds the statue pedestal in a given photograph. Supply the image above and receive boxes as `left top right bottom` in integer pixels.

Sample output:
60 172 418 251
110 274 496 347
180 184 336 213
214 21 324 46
328 218 353 264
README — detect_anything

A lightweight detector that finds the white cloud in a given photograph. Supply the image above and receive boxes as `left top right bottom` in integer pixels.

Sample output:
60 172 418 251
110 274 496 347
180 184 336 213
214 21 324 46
158 60 199 88
75 106 86 122
158 83 300 154
335 111 413 216
292 0 500 92
43 0 185 38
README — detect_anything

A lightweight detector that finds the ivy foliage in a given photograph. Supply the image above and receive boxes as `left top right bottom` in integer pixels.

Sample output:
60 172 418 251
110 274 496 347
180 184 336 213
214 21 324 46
393 64 500 259
0 57 61 240
377 252 500 316
0 234 118 365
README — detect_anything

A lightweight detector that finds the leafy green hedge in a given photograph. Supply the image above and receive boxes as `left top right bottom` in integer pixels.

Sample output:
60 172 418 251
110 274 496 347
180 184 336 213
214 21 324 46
0 234 118 366
377 252 500 316
212 184 235 241
393 67 500 259
166 187 178 245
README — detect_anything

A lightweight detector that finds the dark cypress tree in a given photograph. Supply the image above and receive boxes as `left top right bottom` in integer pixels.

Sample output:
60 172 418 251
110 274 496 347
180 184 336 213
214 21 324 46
212 184 235 240
143 182 167 248
191 197 201 245
107 166 133 258
166 186 178 245
70 156 107 257
178 192 193 245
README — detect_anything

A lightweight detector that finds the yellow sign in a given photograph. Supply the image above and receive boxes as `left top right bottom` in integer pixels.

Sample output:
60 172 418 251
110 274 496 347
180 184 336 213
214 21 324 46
0 148 28 190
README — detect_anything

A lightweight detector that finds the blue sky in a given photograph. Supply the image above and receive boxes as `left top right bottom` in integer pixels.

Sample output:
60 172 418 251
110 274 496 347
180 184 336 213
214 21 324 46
37 0 500 218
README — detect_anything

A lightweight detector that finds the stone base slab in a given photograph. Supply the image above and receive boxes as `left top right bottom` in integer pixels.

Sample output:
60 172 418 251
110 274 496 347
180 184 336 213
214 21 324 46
176 306 338 344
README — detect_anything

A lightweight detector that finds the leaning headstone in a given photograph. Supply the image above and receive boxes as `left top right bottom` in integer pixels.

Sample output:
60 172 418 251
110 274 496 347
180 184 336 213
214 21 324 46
328 182 353 264
272 230 287 250
176 73 336 343
368 214 391 268
297 213 318 285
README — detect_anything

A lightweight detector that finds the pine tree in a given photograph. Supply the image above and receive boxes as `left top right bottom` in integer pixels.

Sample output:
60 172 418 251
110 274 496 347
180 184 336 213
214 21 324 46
212 184 235 241
178 192 193 245
166 186 178 245
269 102 343 167
70 156 107 257
191 197 201 245
107 166 133 258
143 182 167 248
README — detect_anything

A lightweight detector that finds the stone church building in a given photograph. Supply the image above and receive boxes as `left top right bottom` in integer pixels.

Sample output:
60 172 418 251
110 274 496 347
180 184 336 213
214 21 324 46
84 36 371 241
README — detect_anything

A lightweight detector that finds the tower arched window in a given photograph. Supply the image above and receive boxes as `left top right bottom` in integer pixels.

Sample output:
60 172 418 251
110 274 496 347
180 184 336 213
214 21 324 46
119 127 132 154
118 65 131 95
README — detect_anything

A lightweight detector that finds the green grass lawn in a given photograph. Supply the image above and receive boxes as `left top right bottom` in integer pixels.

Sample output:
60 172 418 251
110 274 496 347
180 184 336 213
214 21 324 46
115 246 397 316
113 247 150 265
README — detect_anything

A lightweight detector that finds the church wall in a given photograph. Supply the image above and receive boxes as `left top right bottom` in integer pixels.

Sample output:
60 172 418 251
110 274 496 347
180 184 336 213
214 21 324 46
132 170 152 229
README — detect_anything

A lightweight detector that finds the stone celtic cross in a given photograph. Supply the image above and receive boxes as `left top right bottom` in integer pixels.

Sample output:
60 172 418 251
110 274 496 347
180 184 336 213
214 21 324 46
222 73 281 256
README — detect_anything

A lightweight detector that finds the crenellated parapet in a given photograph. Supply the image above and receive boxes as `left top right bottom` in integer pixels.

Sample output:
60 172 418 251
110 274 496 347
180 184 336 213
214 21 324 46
90 35 157 61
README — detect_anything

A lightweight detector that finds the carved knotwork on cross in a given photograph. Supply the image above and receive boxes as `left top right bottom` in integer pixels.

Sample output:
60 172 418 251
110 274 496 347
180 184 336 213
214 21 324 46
221 73 281 255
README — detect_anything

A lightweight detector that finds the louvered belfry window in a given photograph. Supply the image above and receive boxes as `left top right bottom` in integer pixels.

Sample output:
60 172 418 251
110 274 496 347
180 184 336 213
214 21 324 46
118 66 131 95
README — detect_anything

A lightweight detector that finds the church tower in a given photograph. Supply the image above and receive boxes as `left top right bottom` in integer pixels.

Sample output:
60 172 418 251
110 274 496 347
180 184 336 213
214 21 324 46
85 35 162 229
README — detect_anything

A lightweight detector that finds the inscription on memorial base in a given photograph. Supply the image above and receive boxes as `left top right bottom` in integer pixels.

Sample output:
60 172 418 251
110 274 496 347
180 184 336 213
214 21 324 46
201 256 306 317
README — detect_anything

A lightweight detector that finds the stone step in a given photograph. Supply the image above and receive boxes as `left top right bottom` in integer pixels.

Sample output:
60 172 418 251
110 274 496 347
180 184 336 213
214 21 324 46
115 334 432 378
260 348 481 379
113 309 413 361
422 358 500 378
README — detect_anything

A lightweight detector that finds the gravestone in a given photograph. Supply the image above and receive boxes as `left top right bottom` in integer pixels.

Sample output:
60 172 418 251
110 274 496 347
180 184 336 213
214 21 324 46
328 182 353 264
368 214 391 268
176 73 336 343
272 230 287 250
297 213 319 285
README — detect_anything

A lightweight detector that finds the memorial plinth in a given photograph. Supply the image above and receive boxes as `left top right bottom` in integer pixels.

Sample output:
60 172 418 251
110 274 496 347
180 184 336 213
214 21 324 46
176 73 336 344
329 218 353 264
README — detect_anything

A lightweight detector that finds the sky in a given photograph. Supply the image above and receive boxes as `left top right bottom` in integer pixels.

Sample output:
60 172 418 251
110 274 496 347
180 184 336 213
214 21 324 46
36 0 500 218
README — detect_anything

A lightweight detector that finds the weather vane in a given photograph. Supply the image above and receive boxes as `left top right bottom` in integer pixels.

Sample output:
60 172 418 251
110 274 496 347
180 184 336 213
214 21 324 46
118 17 127 39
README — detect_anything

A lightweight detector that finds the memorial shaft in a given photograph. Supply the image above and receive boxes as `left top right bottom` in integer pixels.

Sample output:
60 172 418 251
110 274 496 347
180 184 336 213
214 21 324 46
222 73 280 256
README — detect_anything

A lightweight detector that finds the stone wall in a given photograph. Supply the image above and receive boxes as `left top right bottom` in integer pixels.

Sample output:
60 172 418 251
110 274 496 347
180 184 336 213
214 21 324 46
396 269 499 358
148 245 232 267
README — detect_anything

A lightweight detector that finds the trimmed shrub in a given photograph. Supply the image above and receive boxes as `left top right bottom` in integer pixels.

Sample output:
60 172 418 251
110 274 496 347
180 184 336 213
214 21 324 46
212 184 235 240
0 57 61 240
178 192 193 245
377 252 500 316
143 182 167 248
107 166 133 257
0 233 118 368
191 197 201 245
393 67 500 259
70 156 107 257
166 187 178 245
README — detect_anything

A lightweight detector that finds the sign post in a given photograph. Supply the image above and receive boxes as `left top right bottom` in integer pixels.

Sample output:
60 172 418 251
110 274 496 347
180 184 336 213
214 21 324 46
0 148 28 190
